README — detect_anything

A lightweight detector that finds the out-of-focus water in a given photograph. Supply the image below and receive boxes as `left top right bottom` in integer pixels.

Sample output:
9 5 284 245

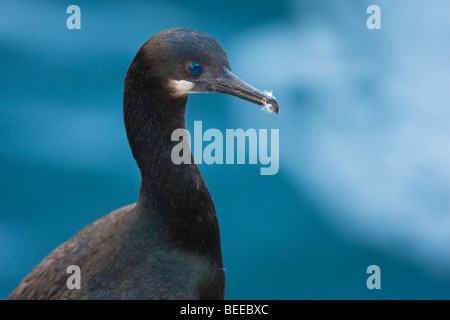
1 0 449 299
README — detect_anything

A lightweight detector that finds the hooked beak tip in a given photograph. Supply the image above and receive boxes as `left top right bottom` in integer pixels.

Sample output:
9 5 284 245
262 91 279 114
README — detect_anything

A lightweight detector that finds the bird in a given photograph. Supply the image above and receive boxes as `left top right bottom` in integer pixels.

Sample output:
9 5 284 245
8 28 279 300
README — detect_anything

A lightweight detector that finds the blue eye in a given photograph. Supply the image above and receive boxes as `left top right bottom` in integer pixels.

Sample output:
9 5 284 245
189 61 202 74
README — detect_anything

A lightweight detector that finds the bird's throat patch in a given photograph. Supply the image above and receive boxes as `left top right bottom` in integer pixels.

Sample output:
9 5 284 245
168 79 195 97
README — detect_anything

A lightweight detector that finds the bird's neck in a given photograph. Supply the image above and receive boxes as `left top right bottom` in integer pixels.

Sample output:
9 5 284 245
123 74 223 264
124 83 189 183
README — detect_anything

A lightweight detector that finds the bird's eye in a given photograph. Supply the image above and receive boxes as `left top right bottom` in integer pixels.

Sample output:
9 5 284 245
189 61 202 74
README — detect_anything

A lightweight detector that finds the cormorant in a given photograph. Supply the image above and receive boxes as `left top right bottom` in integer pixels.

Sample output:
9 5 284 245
8 28 278 300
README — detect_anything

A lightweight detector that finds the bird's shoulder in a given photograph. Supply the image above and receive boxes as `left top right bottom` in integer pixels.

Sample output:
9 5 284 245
8 203 137 300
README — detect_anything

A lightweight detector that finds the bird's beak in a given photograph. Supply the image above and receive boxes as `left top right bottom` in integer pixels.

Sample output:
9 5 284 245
196 69 279 114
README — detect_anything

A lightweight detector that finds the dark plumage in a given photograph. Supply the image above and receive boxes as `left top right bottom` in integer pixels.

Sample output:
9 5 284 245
8 28 278 300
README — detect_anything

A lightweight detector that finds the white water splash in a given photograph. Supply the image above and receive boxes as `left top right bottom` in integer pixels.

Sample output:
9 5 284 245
261 90 276 113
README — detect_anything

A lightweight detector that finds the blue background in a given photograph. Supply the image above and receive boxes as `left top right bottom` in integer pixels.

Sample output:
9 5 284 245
1 0 449 299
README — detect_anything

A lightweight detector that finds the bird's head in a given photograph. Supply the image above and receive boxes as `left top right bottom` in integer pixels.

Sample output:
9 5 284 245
135 28 279 114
